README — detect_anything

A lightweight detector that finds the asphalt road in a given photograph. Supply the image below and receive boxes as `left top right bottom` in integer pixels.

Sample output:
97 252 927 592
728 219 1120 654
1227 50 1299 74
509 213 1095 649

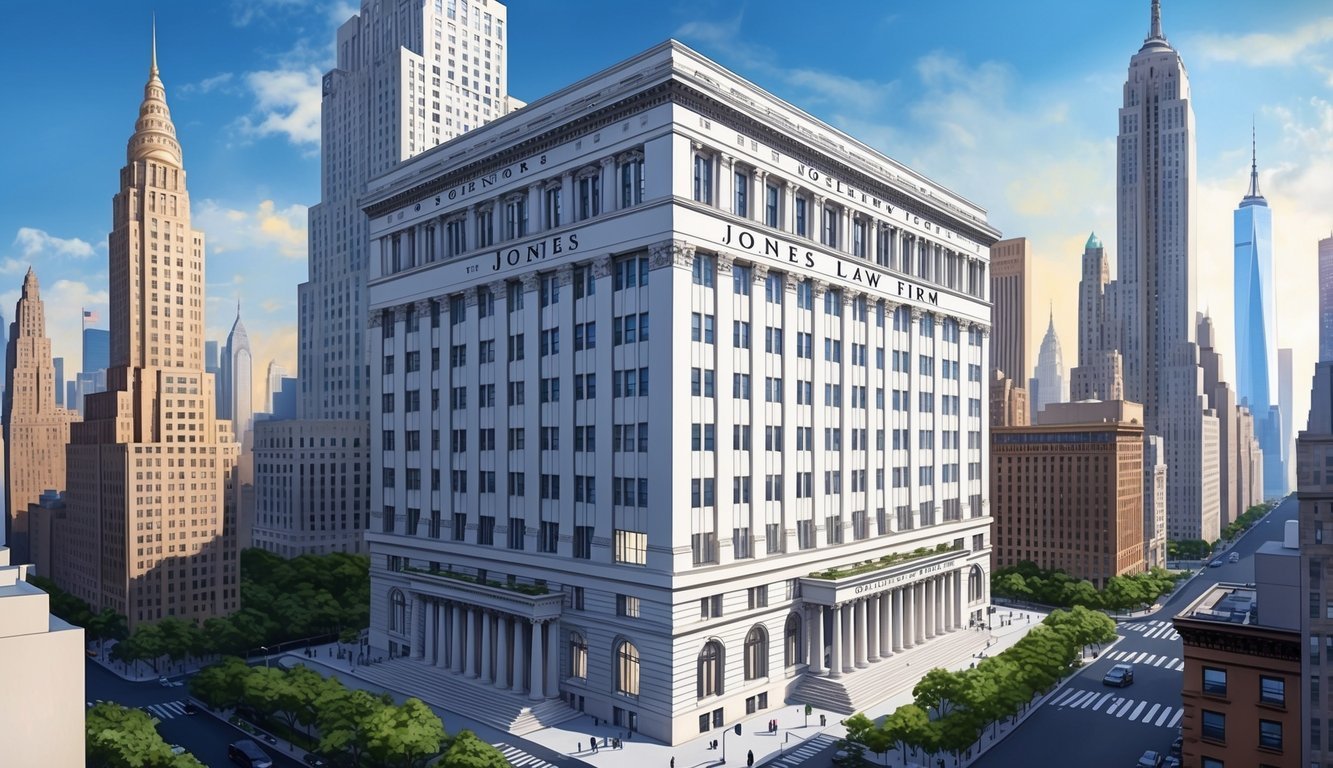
974 496 1296 768
86 658 304 768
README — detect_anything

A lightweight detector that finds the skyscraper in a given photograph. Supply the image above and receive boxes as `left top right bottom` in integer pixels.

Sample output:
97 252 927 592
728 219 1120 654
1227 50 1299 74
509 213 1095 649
52 357 64 406
82 327 110 374
57 27 239 628
1116 0 1219 541
1233 131 1284 498
2 269 77 564
1070 232 1125 401
988 237 1030 382
253 0 517 557
1321 235 1333 363
1029 311 1066 421
1280 346 1294 494
265 360 288 415
224 308 253 447
1302 362 1333 768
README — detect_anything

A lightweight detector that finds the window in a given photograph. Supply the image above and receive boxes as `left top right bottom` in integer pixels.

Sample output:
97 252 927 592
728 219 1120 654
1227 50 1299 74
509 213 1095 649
1200 760 1222 768
620 154 645 207
765 183 779 227
733 264 751 295
794 196 808 237
744 626 767 680
577 172 601 219
614 255 649 290
734 169 748 216
616 641 641 696
1201 709 1225 743
1202 667 1227 696
614 529 647 564
693 154 714 204
693 254 715 287
1258 719 1282 750
1259 676 1285 706
388 589 406 633
733 320 751 349
504 195 527 239
617 595 640 617
698 641 723 698
784 613 802 668
690 313 715 343
822 205 837 247
543 185 562 228
569 632 588 679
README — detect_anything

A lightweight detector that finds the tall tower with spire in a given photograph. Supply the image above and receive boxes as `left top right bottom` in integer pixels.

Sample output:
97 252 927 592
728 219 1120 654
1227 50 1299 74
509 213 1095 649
225 305 253 447
3 269 77 563
1029 308 1067 422
1233 126 1283 498
1070 232 1125 401
1116 0 1219 541
58 24 239 628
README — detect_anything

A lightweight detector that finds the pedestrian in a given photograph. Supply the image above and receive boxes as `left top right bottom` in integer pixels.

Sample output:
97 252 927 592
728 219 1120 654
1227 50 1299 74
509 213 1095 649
589 734 596 753
747 749 754 766
820 714 826 726
671 758 675 768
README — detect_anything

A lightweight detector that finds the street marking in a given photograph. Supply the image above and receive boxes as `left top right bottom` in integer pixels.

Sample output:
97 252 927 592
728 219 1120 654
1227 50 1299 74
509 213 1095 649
1155 708 1175 727
495 743 555 768
1143 654 1158 665
1078 693 1099 709
1129 702 1147 720
1113 700 1134 717
1052 689 1078 706
1131 652 1148 663
1092 693 1115 711
1142 704 1161 723
1168 709 1183 728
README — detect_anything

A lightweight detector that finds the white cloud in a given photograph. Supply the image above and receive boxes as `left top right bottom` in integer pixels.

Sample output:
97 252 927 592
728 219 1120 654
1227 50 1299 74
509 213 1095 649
1193 17 1333 66
237 67 323 146
229 0 311 27
12 227 96 259
194 198 308 259
181 72 236 95
0 278 110 377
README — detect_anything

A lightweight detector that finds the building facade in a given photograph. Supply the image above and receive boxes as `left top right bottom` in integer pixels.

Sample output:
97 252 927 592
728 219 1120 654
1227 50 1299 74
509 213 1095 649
1029 312 1066 422
989 370 1028 429
0 547 84 766
1280 346 1294 496
1301 361 1333 767
363 41 997 744
1144 434 1167 568
1321 236 1333 364
266 360 288 415
988 237 1029 382
55 34 240 629
1175 580 1299 768
223 308 253 447
1070 232 1124 402
3 269 78 564
251 420 368 557
992 400 1145 585
253 0 517 558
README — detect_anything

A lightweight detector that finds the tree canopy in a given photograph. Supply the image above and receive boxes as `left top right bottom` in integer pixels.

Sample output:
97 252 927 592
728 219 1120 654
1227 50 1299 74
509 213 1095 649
86 702 206 768
990 562 1181 611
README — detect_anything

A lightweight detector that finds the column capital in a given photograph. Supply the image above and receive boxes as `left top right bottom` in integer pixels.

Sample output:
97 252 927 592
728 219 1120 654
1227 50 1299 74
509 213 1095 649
592 254 614 279
717 252 735 273
556 264 575 286
811 279 830 298
414 299 433 316
909 307 924 322
520 272 540 292
487 278 508 296
648 238 695 270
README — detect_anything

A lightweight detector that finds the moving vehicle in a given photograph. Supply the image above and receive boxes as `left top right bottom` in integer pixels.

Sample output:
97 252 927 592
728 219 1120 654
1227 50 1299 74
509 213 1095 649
183 701 198 715
1103 663 1134 687
228 739 273 768
1208 558 1224 568
1136 750 1164 768
1229 552 1240 563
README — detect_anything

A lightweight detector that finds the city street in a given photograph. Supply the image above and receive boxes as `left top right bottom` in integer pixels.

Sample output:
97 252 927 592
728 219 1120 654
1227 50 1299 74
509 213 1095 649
975 497 1294 767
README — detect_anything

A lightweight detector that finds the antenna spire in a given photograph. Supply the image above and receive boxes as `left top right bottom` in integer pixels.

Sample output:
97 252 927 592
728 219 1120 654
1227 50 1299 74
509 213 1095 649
1248 118 1261 198
151 14 159 76
1150 0 1163 39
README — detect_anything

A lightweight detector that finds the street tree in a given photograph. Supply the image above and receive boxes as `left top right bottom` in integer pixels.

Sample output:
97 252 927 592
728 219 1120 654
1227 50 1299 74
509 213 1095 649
439 729 510 768
882 703 931 768
913 667 968 719
86 702 206 768
365 697 447 767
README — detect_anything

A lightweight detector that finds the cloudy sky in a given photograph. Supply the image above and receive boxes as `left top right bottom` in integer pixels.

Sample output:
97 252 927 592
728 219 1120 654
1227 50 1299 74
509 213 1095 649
2 0 1331 426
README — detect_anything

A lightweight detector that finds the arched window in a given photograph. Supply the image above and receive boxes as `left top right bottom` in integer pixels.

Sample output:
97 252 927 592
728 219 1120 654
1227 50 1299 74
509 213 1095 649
698 640 724 698
569 631 588 680
616 640 640 696
745 626 768 680
388 589 407 633
969 565 984 602
784 613 803 668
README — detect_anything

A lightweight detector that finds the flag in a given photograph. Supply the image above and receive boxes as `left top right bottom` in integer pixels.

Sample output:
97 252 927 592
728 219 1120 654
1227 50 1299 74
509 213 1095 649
82 309 99 327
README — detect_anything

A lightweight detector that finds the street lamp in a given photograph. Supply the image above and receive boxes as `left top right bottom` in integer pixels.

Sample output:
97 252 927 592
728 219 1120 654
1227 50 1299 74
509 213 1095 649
720 723 741 764
260 646 271 669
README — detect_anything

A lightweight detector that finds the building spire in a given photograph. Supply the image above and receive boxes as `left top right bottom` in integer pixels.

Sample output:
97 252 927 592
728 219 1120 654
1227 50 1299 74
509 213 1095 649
1248 118 1261 198
1150 0 1163 40
127 15 181 166
151 14 158 77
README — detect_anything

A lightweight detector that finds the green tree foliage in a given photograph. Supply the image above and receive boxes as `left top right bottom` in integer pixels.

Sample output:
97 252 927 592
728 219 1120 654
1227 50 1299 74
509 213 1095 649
1167 538 1213 561
881 704 931 768
86 702 206 768
365 697 447 768
912 668 968 719
437 729 510 768
990 561 1181 611
1221 502 1273 541
189 656 251 710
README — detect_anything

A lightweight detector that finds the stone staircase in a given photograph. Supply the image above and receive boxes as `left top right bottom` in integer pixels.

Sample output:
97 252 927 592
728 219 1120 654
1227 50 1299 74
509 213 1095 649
352 658 582 735
792 629 986 714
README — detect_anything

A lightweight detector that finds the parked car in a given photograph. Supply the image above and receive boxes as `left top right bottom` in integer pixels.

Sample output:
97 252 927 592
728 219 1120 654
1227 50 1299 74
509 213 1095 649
183 701 198 715
1170 735 1182 757
1136 750 1164 768
1229 552 1240 563
1163 756 1181 768
1209 558 1224 568
169 745 186 756
1103 663 1135 687
228 739 273 768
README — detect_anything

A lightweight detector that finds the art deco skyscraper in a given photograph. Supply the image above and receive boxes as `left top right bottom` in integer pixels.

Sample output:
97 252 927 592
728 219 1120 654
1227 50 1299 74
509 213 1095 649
1116 0 1218 540
252 0 516 556
2 269 77 564
1321 235 1333 363
1070 232 1124 401
224 307 253 446
1233 132 1284 498
988 237 1030 382
58 28 239 628
1029 311 1066 422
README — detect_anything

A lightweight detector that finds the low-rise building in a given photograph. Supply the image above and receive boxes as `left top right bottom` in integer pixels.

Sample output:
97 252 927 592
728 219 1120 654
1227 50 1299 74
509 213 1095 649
991 399 1145 585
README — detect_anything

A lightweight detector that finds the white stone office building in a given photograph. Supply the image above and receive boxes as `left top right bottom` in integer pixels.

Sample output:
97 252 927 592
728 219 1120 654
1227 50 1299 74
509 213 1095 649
253 0 519 556
364 41 997 744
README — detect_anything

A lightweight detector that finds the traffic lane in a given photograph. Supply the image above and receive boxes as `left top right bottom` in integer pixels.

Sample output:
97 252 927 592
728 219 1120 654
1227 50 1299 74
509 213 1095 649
86 657 187 709
155 709 304 768
976 651 1179 767
1161 503 1291 614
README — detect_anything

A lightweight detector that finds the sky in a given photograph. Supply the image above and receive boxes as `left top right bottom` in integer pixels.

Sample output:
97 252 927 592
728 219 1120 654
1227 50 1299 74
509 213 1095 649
2 0 1332 429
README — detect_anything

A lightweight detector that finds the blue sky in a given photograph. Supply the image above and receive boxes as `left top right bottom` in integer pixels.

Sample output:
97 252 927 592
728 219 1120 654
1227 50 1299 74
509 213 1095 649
3 0 1333 425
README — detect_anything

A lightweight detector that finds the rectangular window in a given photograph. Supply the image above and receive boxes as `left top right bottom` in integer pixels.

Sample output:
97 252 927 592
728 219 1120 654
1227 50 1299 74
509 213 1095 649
1259 676 1285 706
1202 667 1227 696
1258 719 1281 750
614 529 647 565
794 196 808 237
733 320 751 349
693 154 714 204
692 253 716 287
544 185 562 228
616 594 641 617
765 183 779 227
577 174 600 219
1201 709 1225 743
734 169 748 216
620 156 644 207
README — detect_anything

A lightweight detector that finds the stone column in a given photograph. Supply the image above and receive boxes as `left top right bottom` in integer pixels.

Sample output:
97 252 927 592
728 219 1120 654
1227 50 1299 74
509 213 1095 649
866 595 880 663
546 620 560 696
924 580 936 640
943 576 954 632
936 577 946 635
512 620 526 693
891 588 904 652
840 604 854 673
529 621 546 700
828 604 843 679
956 570 964 628
463 609 477 677
853 599 867 669
914 583 926 644
480 611 494 684
497 615 511 688
451 605 464 674
808 605 824 675
435 602 449 669
411 594 426 660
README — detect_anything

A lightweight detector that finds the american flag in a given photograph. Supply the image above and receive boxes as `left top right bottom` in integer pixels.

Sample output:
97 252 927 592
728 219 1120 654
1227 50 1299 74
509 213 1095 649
82 309 99 326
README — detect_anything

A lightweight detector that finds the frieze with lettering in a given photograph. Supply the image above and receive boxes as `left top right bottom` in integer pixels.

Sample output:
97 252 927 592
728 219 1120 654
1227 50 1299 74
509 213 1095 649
853 558 958 595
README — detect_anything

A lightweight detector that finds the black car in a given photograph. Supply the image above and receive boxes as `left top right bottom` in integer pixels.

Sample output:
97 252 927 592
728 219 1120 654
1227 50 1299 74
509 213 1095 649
1103 663 1135 687
183 701 198 715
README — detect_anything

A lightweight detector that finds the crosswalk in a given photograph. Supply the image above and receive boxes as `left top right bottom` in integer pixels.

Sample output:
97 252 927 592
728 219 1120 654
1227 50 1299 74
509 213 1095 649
1048 687 1183 729
1121 619 1180 641
1101 649 1184 671
143 700 189 720
764 733 840 767
495 742 558 767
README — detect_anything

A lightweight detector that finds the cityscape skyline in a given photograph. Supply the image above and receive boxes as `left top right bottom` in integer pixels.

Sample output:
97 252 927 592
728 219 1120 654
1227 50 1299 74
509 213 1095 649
2 1 1332 429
